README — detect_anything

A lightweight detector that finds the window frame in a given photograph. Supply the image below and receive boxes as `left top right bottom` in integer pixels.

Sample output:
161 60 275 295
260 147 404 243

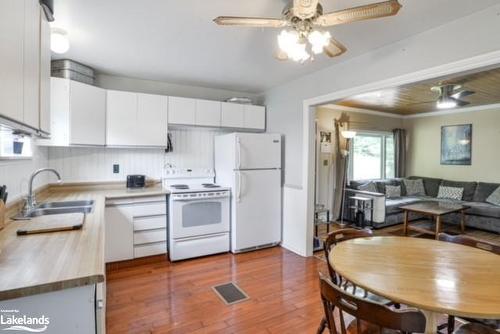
348 130 394 181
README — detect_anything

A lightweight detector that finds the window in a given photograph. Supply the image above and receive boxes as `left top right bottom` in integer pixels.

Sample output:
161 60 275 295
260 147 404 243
349 132 395 181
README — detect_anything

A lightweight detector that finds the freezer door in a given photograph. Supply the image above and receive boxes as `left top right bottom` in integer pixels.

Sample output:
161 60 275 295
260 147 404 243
232 169 281 251
236 133 281 170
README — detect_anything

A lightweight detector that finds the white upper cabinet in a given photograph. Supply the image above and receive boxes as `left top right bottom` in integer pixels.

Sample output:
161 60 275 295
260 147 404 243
168 97 196 125
136 93 168 146
106 90 137 146
0 0 25 124
23 0 41 129
221 102 245 128
39 7 51 134
70 81 106 145
39 78 106 146
107 91 168 147
244 105 266 130
196 99 221 127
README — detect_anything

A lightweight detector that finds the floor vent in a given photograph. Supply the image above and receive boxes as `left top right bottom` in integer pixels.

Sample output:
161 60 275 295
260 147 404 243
212 282 249 305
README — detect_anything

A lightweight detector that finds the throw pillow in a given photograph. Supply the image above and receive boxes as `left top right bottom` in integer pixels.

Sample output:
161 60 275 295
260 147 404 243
403 179 426 196
486 186 500 206
385 185 401 198
437 186 464 200
358 182 378 193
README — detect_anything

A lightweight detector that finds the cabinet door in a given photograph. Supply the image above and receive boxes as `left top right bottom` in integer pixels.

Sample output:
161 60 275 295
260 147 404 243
70 81 106 146
244 105 266 130
105 206 134 262
0 0 24 123
221 102 244 128
196 99 221 127
46 78 70 146
106 90 137 146
168 96 195 125
137 93 168 146
23 0 41 128
39 8 51 133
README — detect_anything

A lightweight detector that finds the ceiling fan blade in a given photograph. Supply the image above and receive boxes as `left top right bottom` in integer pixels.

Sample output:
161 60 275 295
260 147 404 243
317 0 402 27
213 16 288 28
451 90 475 99
292 0 320 19
323 38 347 57
453 98 471 107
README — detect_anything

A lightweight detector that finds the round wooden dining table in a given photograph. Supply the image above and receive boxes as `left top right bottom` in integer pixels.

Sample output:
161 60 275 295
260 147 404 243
328 236 500 334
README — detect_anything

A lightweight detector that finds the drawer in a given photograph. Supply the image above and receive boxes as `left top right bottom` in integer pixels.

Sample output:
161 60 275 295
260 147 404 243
133 215 166 231
134 228 167 245
134 241 167 258
106 195 166 206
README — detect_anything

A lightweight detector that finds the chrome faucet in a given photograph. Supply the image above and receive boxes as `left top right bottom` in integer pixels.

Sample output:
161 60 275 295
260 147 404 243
23 168 62 214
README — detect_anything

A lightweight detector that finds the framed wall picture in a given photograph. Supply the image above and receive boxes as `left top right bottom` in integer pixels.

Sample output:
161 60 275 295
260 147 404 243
441 124 472 165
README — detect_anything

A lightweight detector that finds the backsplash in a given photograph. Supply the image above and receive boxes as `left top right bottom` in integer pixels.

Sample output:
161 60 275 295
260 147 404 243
0 146 50 202
48 128 224 183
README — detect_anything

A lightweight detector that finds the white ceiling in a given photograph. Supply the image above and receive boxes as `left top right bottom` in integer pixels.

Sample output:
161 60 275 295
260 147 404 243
52 0 499 93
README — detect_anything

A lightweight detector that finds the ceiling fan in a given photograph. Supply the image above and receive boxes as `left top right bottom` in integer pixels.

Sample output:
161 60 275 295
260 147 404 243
431 84 475 109
213 0 402 63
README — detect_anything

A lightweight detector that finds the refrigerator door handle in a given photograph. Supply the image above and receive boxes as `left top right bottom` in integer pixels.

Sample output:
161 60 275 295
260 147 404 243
236 171 242 202
236 136 242 169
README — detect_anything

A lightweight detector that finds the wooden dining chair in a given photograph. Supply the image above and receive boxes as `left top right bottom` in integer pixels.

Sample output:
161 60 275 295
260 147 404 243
323 228 373 287
318 229 399 334
319 274 426 334
438 233 500 333
453 322 499 334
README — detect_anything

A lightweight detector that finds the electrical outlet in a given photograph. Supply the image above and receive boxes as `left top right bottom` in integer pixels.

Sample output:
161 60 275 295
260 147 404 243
113 164 120 174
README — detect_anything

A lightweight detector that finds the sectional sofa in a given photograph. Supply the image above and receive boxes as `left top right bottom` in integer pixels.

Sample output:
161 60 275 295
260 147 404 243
344 176 500 233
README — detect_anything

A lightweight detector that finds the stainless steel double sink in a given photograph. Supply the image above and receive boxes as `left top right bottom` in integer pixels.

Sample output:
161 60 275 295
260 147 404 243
13 200 95 220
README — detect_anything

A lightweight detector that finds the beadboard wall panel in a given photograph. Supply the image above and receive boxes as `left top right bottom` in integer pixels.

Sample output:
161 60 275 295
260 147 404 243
48 128 224 183
0 146 50 202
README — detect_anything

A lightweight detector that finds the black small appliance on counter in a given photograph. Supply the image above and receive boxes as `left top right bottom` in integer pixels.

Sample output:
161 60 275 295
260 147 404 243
127 175 146 189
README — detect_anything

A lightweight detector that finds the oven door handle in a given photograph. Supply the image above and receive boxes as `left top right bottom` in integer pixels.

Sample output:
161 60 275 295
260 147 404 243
172 195 229 202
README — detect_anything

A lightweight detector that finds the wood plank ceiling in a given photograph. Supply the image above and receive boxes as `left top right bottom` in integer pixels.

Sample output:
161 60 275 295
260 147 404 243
335 66 500 115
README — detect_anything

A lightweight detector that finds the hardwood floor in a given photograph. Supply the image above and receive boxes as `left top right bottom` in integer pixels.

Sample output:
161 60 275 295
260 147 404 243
106 247 329 333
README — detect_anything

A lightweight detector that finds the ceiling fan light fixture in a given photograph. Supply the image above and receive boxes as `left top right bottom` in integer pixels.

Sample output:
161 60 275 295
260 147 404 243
277 30 310 62
437 96 457 109
308 30 331 54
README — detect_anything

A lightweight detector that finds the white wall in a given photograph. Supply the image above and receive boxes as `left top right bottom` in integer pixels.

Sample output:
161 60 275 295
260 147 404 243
264 5 500 256
405 107 500 182
0 146 50 203
48 128 223 183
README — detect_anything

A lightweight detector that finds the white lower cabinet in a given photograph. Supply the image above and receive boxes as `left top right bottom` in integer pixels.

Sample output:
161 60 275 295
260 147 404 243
105 196 167 263
1 285 99 334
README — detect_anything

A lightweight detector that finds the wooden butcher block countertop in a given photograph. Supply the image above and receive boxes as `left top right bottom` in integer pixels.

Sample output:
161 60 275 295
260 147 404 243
0 182 169 301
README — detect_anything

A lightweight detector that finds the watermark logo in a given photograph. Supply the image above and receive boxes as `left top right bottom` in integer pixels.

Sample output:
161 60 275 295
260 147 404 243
0 310 49 332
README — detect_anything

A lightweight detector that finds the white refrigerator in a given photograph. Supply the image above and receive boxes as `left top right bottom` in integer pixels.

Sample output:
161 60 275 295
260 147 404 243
214 133 282 253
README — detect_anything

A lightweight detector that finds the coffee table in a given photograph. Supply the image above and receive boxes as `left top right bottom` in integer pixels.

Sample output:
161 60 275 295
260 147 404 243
400 201 469 239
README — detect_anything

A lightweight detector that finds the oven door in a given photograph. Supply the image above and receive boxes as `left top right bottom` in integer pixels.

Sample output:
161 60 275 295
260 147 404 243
170 192 229 239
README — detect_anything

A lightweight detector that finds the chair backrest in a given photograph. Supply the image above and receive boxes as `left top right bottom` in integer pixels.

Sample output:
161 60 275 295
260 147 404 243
438 233 500 255
323 228 372 284
319 274 426 334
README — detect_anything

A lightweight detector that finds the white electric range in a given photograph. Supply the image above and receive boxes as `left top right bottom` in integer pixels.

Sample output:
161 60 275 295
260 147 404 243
164 169 230 261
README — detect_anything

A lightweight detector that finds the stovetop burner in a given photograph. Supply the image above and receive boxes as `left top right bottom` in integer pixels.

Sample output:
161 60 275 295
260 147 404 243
202 183 221 188
171 184 189 189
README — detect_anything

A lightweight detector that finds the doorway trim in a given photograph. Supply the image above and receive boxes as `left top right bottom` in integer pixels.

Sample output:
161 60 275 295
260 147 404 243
301 50 500 257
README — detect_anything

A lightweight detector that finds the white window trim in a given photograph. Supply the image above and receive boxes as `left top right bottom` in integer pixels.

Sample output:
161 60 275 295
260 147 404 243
348 130 394 181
